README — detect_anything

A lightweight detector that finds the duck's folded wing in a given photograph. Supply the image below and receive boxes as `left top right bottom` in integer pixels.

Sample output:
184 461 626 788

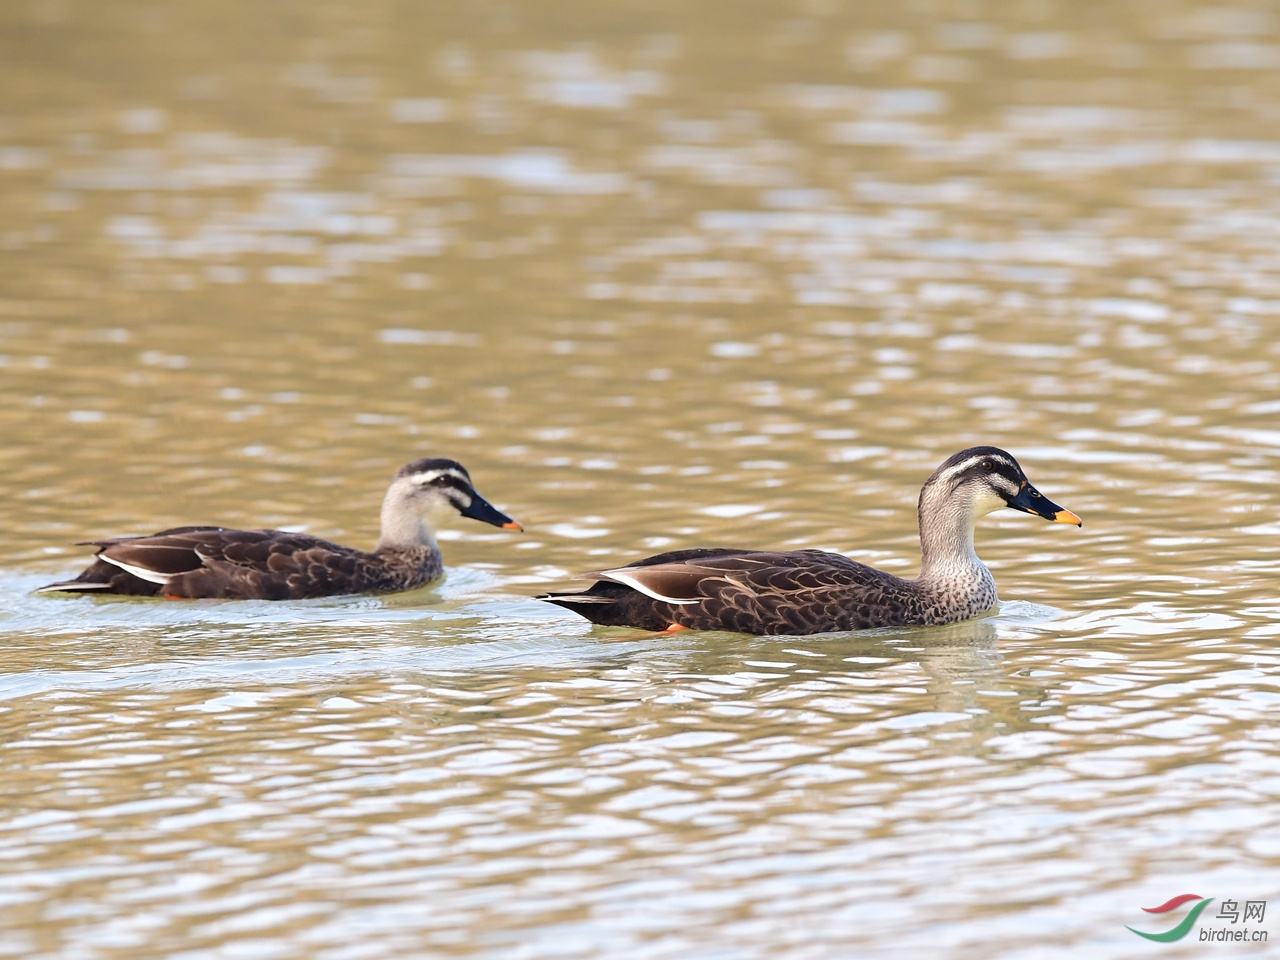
587 549 892 603
184 530 320 567
89 527 231 583
92 528 332 583
42 527 370 599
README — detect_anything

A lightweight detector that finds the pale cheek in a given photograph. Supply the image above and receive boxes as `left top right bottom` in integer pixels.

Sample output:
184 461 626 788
976 490 1008 515
421 498 460 529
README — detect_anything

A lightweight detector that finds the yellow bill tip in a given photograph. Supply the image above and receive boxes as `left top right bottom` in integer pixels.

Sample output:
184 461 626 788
1052 508 1083 527
503 520 524 531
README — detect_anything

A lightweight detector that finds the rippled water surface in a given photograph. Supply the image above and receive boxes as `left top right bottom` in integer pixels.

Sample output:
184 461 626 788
2 1 1280 956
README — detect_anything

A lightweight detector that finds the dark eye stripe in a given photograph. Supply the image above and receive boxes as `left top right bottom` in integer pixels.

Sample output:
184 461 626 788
411 469 471 487
957 456 1014 477
941 456 1022 494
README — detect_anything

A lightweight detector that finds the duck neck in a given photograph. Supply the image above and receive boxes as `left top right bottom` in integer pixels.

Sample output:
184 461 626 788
375 496 436 554
915 487 989 588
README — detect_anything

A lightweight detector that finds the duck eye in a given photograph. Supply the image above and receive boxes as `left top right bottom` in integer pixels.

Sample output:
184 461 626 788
981 460 994 472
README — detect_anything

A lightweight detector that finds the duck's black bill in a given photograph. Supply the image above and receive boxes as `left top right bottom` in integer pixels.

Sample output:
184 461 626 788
461 493 523 531
1006 483 1082 526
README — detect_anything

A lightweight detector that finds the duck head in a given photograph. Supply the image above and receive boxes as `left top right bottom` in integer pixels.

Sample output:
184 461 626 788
378 457 521 550
923 445 1082 526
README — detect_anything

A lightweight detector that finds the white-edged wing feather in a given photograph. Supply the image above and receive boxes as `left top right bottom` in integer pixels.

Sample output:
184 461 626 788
584 561 764 605
98 555 174 585
579 568 698 604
